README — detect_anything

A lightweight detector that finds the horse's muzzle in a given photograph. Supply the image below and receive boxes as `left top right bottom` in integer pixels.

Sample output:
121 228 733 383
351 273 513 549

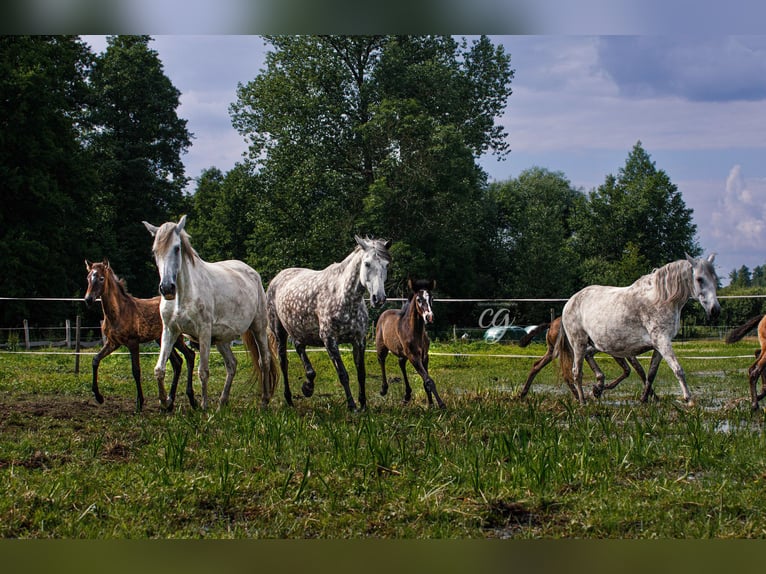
159 282 176 300
84 295 94 307
708 303 721 321
371 294 386 308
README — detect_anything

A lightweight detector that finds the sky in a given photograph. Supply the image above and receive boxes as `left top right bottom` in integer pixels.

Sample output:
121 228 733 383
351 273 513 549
82 34 766 283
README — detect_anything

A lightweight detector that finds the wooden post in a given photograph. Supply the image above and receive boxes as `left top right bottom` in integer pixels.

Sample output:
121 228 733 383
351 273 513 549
74 315 81 374
66 319 71 349
23 319 30 350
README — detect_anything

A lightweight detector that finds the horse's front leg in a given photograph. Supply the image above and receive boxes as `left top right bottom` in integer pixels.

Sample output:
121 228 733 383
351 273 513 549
91 339 119 405
352 337 367 410
196 332 212 411
410 352 445 409
324 337 356 411
216 342 237 408
377 344 390 397
127 342 145 412
176 339 197 408
397 356 413 403
654 341 693 405
154 326 180 411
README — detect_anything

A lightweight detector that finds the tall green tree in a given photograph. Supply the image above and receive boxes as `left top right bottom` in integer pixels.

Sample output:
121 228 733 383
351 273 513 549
571 141 700 286
186 165 258 265
489 167 582 300
88 35 191 296
230 35 513 296
0 36 96 323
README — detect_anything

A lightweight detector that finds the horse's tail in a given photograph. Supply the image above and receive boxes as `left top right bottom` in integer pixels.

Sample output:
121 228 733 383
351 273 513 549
725 314 765 344
553 320 574 385
518 322 550 348
242 325 280 403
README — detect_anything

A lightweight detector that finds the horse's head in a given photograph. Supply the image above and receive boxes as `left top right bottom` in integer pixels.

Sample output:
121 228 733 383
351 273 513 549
143 215 188 301
409 278 436 324
84 259 109 307
687 253 720 321
356 235 392 308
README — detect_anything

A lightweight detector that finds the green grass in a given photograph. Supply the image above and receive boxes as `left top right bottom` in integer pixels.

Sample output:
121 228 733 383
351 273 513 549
0 338 765 538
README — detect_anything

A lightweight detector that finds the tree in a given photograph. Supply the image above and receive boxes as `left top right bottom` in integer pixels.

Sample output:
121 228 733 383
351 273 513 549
489 167 582 301
571 141 700 286
0 36 97 323
88 35 191 296
186 165 258 265
230 35 513 296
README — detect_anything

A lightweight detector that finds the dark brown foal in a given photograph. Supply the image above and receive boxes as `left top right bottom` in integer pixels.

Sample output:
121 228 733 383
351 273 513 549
376 279 445 408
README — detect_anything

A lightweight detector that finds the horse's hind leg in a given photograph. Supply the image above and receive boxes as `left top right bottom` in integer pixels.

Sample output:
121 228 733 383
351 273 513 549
91 339 118 405
216 342 237 408
595 356 632 398
516 350 552 399
585 350 607 398
273 322 293 406
411 355 446 409
295 342 317 398
641 350 663 403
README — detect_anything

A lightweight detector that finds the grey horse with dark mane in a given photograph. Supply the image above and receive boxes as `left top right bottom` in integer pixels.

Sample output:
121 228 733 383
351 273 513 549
556 254 720 406
267 236 391 411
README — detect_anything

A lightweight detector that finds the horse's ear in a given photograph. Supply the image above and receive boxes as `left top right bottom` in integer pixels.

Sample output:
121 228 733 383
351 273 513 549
85 259 92 271
407 277 414 291
104 258 110 269
384 239 392 250
429 279 436 290
354 235 367 249
177 214 187 233
685 252 696 264
707 253 716 264
143 221 158 237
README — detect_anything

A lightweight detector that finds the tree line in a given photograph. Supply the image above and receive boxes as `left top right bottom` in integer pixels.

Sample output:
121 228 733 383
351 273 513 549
2 35 763 331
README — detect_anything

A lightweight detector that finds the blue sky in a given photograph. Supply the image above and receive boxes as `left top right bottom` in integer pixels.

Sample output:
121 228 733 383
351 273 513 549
84 35 766 283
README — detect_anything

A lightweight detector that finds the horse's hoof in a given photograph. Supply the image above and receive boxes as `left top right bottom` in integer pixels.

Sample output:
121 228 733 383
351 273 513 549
592 386 603 399
94 394 105 405
380 387 388 397
159 399 174 412
301 382 314 397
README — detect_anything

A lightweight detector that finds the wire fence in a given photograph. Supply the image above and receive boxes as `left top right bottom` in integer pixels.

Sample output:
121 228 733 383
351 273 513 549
2 292 765 380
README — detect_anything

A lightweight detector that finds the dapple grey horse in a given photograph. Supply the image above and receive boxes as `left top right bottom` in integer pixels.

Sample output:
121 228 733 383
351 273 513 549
267 236 391 411
556 255 720 406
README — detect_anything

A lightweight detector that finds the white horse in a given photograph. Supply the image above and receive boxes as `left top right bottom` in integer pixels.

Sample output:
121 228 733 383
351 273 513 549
556 254 720 406
143 215 278 411
267 236 391 411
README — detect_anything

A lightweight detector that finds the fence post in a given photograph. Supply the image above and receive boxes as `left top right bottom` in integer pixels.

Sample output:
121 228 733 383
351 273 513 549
74 315 81 374
23 319 30 350
66 319 71 349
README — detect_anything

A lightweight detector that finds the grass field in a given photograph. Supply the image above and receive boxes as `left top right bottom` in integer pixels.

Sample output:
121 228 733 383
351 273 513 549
1 337 765 538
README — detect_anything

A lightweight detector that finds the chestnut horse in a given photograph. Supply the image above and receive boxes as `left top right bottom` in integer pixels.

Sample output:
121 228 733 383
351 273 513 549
84 260 195 411
725 314 766 410
376 279 445 409
516 317 647 400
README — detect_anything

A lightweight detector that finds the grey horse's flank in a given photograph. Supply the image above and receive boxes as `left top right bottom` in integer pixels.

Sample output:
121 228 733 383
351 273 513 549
556 254 720 405
267 235 392 411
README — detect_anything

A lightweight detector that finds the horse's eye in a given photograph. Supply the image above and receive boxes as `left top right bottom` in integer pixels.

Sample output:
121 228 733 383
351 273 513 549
365 261 371 268
174 245 181 254
99 276 105 282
